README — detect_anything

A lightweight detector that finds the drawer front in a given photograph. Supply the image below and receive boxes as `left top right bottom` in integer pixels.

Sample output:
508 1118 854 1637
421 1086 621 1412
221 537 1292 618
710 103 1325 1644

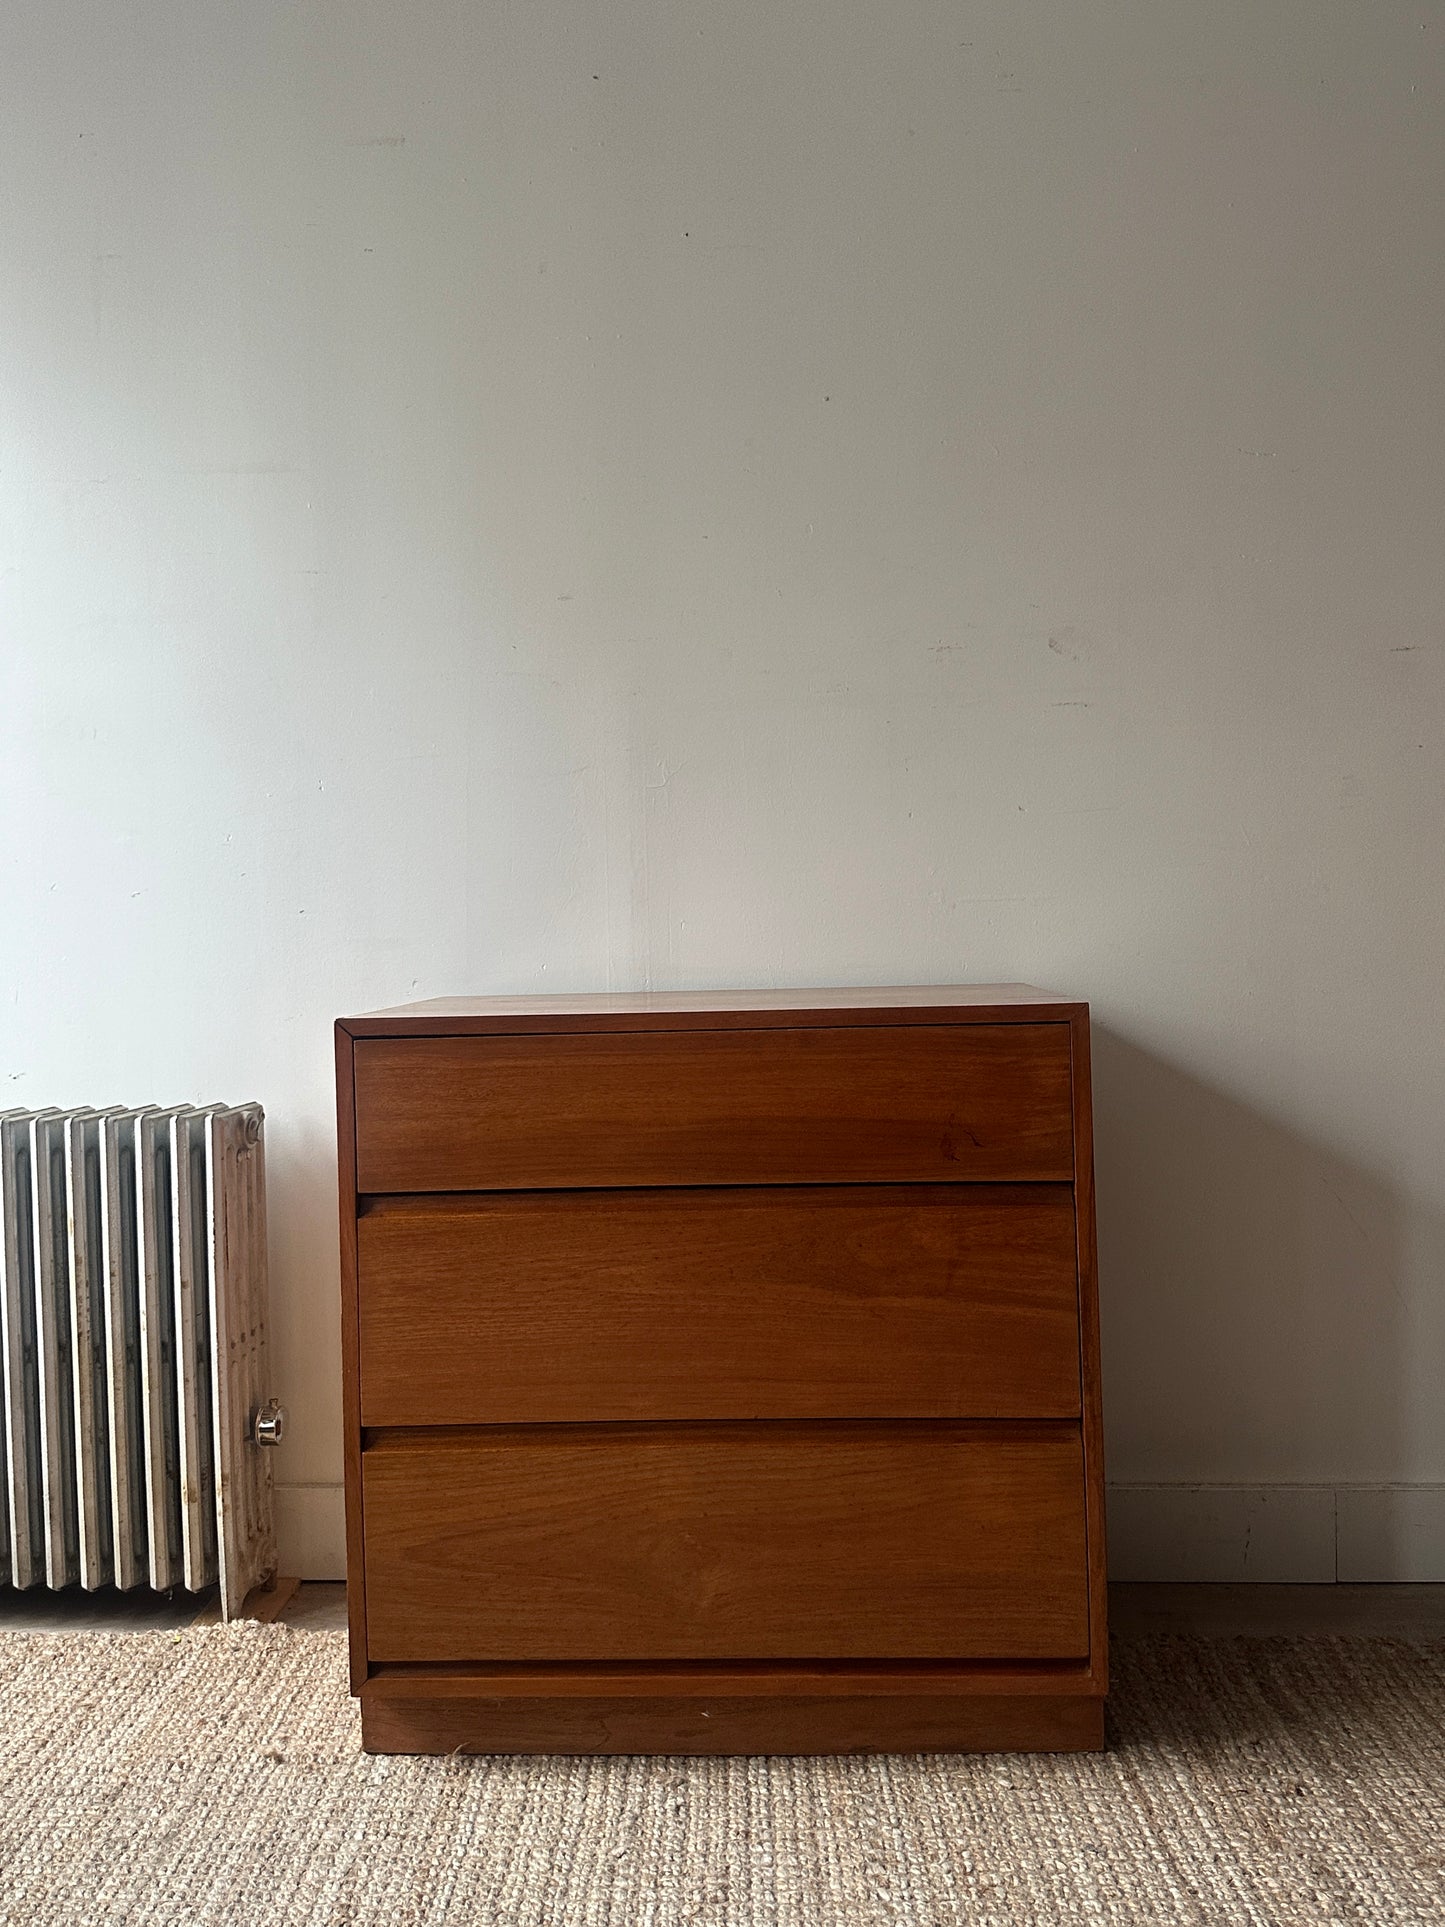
352 1025 1074 1191
358 1186 1081 1424
362 1423 1090 1662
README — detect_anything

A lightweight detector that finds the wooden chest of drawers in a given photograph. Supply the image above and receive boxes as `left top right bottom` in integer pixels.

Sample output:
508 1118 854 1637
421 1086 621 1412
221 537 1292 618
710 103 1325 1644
336 986 1106 1754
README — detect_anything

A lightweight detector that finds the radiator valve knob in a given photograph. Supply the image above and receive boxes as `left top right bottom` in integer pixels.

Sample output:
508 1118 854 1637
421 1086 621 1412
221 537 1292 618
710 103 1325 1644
252 1400 286 1447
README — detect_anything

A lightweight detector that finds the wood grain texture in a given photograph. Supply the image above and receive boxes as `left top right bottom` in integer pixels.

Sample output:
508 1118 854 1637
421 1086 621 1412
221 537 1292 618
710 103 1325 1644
341 984 1087 1036
362 1422 1090 1663
334 1022 367 1694
337 986 1108 1749
360 1681 1104 1756
358 1185 1082 1424
353 1024 1074 1192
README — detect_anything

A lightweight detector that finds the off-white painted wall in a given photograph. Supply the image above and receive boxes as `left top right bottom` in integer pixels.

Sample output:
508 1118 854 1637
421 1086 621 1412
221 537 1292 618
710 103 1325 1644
3 2 1443 1579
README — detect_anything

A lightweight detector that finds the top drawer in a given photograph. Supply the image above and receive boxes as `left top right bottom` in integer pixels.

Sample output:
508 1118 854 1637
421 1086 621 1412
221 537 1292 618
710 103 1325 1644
352 1024 1073 1191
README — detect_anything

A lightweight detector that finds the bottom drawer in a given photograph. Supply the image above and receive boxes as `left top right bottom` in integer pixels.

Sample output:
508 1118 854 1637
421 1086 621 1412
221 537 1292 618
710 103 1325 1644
363 1422 1089 1662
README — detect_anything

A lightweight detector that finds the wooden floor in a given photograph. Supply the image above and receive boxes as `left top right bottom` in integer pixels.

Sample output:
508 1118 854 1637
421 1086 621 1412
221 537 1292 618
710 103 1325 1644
1 1580 1443 1637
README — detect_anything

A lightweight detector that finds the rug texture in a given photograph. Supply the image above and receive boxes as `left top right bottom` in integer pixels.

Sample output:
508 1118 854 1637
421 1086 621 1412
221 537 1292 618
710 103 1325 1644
0 1628 1441 1925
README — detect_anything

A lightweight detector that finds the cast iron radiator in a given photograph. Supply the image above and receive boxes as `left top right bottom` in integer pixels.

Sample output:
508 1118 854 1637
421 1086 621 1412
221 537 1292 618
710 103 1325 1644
0 1105 280 1618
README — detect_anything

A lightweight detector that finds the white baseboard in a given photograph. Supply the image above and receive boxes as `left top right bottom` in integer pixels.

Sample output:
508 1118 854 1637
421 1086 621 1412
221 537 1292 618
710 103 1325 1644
1109 1484 1445 1583
273 1481 1445 1587
1336 1486 1445 1583
1106 1485 1337 1581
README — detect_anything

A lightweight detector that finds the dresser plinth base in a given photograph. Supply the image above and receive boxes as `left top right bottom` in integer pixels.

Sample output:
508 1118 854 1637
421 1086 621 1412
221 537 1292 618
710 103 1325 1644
360 1675 1105 1757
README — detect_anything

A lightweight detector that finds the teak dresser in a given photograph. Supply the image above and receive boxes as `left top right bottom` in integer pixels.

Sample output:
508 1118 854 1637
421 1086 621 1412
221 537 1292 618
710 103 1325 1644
335 985 1106 1755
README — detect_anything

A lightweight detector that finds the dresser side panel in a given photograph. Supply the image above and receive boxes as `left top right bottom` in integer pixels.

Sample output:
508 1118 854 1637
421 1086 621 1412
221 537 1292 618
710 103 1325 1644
1071 1008 1108 1690
335 1022 368 1693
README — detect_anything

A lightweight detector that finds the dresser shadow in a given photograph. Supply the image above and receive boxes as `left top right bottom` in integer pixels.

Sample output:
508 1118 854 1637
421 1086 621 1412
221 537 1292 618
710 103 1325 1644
1090 1028 1412 1576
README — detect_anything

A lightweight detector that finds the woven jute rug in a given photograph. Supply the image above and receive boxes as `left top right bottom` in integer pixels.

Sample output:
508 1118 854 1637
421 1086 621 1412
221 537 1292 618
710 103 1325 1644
0 1628 1441 1925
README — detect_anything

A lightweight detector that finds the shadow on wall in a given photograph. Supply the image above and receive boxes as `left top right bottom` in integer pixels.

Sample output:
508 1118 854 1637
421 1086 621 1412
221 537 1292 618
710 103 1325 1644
261 1111 347 1508
1091 1028 1415 1577
260 1026 1441 1581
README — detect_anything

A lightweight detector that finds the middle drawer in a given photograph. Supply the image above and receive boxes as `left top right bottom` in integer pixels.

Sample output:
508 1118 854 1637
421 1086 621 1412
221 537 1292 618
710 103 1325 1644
358 1185 1081 1424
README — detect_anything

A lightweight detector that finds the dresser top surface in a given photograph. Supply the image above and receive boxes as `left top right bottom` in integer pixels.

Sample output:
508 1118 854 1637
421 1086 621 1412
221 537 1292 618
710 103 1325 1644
339 984 1086 1036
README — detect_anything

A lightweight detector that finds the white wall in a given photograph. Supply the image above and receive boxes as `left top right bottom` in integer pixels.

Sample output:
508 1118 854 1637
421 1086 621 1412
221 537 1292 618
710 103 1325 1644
3 2 1443 1580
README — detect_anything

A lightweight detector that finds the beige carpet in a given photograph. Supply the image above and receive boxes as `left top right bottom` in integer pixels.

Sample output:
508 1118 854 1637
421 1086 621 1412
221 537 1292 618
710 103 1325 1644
1 1628 1442 1925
